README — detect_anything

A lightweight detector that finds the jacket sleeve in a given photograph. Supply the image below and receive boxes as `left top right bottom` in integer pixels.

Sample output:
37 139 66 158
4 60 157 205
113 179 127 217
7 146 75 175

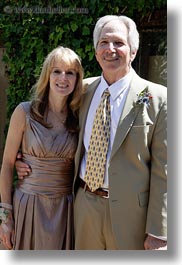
146 96 167 238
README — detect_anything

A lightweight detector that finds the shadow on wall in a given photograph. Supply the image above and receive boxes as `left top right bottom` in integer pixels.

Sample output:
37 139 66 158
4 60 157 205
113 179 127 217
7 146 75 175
148 55 167 86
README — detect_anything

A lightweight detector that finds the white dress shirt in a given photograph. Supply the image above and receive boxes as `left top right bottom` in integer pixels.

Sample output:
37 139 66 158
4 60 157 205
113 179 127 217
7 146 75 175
79 70 133 188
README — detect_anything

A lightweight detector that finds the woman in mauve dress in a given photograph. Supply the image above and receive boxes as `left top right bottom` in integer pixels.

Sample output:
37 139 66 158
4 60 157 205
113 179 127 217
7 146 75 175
0 46 83 250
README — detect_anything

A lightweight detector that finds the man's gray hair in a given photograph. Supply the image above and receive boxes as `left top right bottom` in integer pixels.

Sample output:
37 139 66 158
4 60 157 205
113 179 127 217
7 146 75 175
93 15 139 53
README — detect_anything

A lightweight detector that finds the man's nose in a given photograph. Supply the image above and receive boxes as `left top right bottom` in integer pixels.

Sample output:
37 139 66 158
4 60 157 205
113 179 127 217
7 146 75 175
107 42 115 52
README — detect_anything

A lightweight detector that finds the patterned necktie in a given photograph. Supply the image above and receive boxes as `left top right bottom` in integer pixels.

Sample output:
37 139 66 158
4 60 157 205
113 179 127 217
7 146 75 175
84 89 111 192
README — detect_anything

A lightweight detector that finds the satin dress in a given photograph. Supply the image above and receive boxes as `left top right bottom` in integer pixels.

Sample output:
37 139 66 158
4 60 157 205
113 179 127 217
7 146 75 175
13 102 77 250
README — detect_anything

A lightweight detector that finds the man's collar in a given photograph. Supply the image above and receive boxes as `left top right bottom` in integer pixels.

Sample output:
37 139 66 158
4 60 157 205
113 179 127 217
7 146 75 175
100 69 133 101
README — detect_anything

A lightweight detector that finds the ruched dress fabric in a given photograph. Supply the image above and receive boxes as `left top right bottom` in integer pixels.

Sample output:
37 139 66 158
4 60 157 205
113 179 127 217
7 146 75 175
13 102 77 250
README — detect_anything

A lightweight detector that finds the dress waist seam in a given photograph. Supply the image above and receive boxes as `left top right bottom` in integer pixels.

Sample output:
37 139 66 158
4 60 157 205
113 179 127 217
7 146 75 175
17 186 73 198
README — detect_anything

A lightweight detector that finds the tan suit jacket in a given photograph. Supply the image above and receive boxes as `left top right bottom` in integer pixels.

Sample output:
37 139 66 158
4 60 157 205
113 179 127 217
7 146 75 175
74 71 167 250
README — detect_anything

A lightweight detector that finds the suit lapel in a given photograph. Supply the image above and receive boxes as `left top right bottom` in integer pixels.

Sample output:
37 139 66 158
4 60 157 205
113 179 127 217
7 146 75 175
110 72 149 161
79 77 101 142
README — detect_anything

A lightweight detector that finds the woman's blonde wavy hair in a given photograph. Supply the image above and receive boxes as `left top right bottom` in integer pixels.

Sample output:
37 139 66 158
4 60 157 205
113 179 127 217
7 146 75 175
30 46 84 132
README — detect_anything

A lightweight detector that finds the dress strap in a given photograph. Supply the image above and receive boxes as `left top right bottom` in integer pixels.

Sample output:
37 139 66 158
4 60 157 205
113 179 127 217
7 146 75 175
19 101 31 118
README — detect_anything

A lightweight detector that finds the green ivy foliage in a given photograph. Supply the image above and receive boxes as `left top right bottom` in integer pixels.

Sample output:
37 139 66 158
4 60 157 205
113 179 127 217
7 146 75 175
0 0 166 121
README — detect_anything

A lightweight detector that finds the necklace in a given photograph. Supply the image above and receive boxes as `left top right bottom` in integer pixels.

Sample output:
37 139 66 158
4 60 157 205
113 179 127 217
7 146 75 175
52 111 67 124
46 106 67 125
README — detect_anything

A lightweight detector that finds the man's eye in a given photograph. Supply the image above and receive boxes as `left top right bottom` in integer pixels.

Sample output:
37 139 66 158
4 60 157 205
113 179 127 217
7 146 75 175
115 41 124 46
100 41 107 45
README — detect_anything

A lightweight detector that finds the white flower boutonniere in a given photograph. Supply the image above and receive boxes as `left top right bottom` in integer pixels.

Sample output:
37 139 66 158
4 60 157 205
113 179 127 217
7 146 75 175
135 88 153 108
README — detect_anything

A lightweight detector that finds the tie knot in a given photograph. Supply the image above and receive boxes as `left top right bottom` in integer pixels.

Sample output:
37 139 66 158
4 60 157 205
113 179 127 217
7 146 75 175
102 89 110 98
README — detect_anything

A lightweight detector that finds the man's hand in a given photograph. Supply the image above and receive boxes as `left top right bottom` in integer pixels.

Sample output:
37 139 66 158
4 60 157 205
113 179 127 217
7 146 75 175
144 235 167 250
15 153 31 179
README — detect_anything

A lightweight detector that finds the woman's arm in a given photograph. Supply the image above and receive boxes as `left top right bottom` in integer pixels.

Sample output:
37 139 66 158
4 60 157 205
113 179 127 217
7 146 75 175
0 104 26 203
0 104 25 249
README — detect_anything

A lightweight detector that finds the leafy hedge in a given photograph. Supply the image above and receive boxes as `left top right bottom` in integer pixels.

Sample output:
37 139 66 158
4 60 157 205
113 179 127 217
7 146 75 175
0 0 166 121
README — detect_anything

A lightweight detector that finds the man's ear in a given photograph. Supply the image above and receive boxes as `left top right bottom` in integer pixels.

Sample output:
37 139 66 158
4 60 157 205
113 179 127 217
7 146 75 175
130 50 137 62
95 51 99 62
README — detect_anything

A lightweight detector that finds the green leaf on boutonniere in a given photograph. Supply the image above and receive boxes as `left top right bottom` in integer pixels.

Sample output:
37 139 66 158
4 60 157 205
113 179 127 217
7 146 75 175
134 88 153 108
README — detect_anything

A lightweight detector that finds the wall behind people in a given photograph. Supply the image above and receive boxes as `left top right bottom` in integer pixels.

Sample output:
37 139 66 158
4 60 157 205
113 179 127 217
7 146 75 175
0 1 167 164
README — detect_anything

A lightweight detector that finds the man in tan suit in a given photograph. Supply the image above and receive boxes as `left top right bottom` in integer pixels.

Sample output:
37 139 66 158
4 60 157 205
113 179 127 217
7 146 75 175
73 15 167 250
15 15 167 250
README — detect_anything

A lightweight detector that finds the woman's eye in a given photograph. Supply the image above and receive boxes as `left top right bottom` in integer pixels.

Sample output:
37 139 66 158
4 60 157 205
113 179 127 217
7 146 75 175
52 69 76 76
67 71 73 75
66 71 76 76
53 70 61 74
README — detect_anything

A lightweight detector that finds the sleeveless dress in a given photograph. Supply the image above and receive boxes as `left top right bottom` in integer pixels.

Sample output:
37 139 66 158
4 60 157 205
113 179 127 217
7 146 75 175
13 102 77 250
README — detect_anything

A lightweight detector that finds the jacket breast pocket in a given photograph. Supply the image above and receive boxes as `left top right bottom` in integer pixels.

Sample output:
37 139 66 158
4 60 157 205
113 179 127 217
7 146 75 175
130 124 152 136
133 107 153 127
132 122 153 128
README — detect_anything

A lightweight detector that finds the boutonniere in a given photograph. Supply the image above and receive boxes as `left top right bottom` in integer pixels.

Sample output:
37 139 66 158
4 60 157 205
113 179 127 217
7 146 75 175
135 88 153 108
